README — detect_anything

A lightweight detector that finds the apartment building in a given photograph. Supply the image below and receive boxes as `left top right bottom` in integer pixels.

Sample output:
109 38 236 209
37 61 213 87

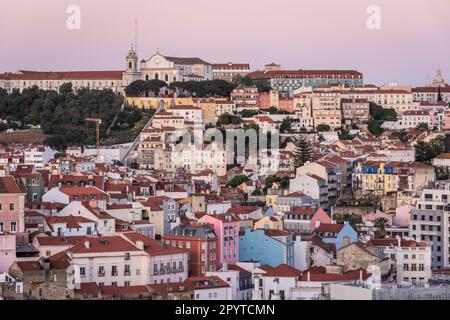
163 224 219 277
312 91 342 130
341 98 370 126
230 85 259 112
409 181 450 269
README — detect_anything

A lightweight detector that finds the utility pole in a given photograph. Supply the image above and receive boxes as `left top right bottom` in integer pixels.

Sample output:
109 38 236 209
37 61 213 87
85 118 102 147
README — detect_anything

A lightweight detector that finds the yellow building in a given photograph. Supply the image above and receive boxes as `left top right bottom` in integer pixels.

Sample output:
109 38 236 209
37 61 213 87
195 98 218 125
126 97 194 110
265 194 279 210
215 99 236 117
254 216 283 230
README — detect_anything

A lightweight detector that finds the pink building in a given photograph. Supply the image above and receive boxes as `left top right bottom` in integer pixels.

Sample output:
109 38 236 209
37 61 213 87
278 97 294 113
230 85 259 112
199 214 239 265
0 176 26 272
443 110 450 131
309 208 332 231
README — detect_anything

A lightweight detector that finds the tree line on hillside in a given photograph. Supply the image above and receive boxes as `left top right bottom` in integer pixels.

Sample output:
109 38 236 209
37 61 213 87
0 84 146 150
125 75 271 98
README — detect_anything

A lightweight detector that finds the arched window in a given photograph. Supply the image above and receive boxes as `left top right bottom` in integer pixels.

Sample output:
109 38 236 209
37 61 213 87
165 74 169 82
145 75 149 81
155 73 159 80
129 62 132 69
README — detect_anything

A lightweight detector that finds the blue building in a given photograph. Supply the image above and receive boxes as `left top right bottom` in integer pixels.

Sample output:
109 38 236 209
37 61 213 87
314 222 358 249
239 228 294 267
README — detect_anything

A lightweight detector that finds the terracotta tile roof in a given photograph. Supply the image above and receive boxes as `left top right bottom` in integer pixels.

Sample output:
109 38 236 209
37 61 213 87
184 276 229 290
124 232 187 256
262 229 291 237
45 215 95 229
67 236 143 254
227 264 251 276
3 70 123 80
299 268 372 282
76 282 100 295
261 264 302 277
213 63 250 70
315 223 345 234
59 186 108 197
35 236 85 246
0 176 26 193
16 261 42 271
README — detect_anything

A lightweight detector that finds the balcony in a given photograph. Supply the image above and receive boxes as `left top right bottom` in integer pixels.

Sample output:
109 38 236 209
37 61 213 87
111 272 118 277
124 271 131 276
98 271 105 277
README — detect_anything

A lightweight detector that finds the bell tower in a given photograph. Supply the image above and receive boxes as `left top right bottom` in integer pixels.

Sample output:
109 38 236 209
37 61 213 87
123 45 140 85
126 45 138 73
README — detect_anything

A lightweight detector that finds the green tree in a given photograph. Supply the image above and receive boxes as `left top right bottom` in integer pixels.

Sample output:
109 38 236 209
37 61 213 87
366 120 384 136
293 136 313 170
334 213 362 231
59 83 73 95
415 135 446 163
280 117 292 133
229 175 249 188
316 123 331 132
417 122 429 130
435 166 450 180
251 188 262 196
374 217 389 237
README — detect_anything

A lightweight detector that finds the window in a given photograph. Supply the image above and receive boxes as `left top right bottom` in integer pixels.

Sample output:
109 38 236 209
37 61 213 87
0 203 2 211
124 264 131 275
124 281 130 287
124 252 130 261
0 222 3 233
403 264 409 271
98 266 105 276
46 250 51 256
10 222 16 232
9 203 14 211
80 267 86 277
111 282 117 286
111 265 118 276
186 241 191 249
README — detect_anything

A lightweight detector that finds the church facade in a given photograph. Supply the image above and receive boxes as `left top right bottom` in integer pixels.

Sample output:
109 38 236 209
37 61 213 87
140 51 213 83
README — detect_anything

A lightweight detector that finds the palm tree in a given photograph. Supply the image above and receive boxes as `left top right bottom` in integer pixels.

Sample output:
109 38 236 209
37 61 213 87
374 217 389 237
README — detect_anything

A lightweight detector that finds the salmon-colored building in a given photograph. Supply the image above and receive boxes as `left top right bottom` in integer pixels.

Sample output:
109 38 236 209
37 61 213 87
0 176 27 272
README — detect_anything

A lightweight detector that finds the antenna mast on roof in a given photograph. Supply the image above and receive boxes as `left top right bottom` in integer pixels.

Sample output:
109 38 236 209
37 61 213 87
134 17 138 53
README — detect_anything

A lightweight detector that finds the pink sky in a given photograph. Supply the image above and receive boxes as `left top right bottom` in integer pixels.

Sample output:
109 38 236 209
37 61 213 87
1 0 449 85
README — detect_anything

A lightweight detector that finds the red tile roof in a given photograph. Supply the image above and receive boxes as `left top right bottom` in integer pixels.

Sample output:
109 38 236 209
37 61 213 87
261 264 302 277
0 176 26 193
315 223 345 234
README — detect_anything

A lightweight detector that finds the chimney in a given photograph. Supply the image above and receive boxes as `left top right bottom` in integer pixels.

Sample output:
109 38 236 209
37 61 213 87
136 241 144 250
307 271 311 282
359 269 363 282
84 240 90 249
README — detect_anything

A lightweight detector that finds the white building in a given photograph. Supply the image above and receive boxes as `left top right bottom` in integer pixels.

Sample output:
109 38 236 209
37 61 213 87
24 146 56 169
206 264 253 300
140 52 213 82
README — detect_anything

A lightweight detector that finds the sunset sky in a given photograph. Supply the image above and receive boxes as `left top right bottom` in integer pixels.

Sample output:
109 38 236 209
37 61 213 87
1 0 449 85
